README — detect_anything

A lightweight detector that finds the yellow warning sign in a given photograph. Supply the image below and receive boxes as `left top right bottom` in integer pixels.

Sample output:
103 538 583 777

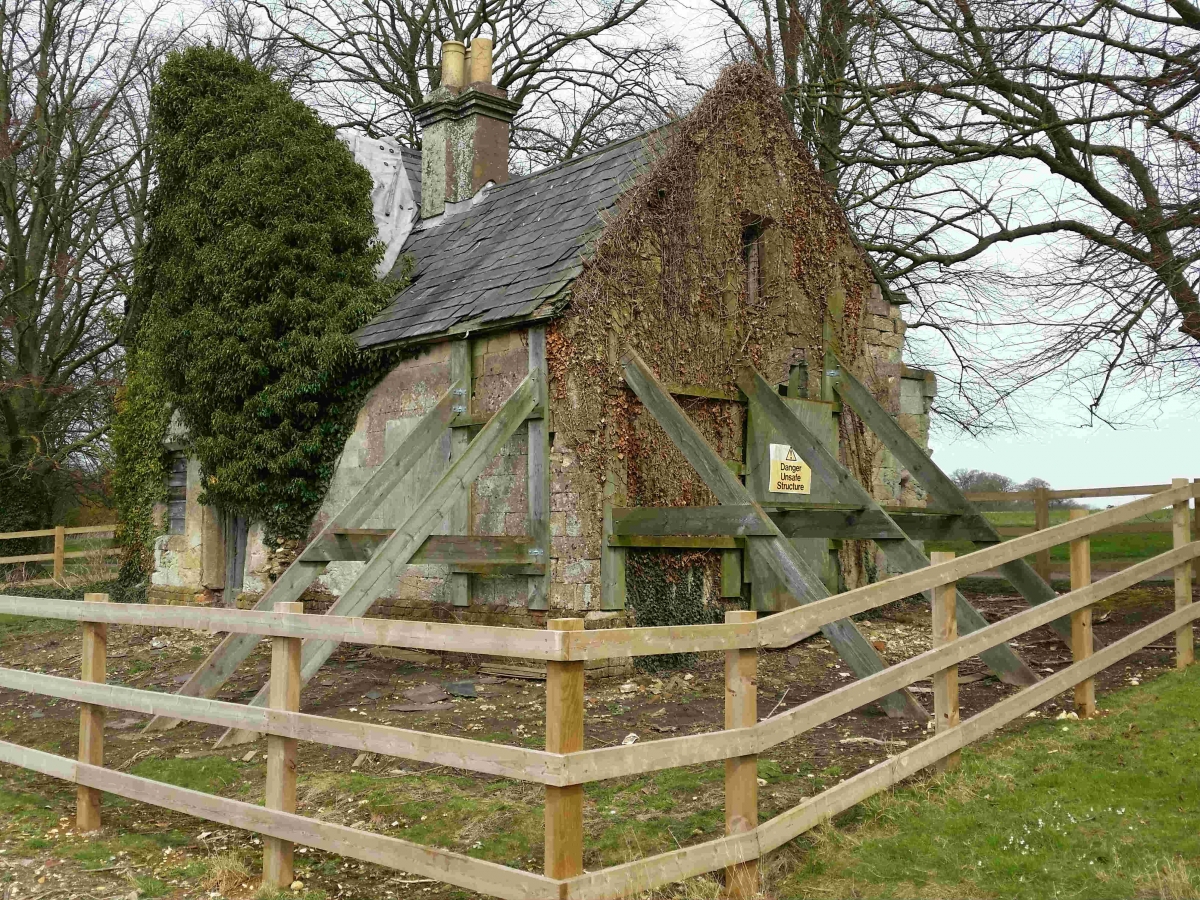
769 443 811 494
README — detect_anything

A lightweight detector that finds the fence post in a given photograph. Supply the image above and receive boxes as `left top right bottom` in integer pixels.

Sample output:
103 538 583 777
929 553 960 772
77 592 108 832
724 609 758 899
1068 509 1096 717
545 618 585 881
1034 487 1051 583
1173 478 1194 670
53 525 66 582
264 601 302 888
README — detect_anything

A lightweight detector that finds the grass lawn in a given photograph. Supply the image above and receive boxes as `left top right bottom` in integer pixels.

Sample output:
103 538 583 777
927 509 1174 565
778 665 1200 899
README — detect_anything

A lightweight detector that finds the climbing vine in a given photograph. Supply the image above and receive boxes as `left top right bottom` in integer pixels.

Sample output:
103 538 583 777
626 550 726 671
110 350 172 585
116 46 402 561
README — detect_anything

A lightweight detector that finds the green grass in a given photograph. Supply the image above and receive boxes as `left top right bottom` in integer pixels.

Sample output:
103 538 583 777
927 509 1172 564
780 666 1200 899
130 756 247 794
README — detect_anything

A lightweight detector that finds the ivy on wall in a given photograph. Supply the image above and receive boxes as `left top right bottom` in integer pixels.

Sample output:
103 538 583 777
110 350 172 584
626 550 728 671
116 47 401 569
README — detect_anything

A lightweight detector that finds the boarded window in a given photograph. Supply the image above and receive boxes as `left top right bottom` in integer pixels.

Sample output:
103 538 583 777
742 220 764 304
167 453 187 535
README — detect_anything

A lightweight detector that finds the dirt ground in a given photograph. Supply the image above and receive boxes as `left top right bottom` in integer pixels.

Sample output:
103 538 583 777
0 583 1191 900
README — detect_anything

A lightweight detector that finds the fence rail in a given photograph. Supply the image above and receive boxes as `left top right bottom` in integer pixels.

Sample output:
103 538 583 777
0 524 119 584
961 483 1199 581
0 482 1195 900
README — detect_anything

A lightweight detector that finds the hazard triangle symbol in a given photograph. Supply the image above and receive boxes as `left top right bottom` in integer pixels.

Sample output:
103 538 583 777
785 448 799 462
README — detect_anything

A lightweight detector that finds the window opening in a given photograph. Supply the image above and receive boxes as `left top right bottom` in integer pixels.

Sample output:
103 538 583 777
166 453 187 535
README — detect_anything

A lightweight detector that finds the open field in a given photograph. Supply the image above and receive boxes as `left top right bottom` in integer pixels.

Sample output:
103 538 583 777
780 664 1200 899
0 577 1195 900
928 511 1176 584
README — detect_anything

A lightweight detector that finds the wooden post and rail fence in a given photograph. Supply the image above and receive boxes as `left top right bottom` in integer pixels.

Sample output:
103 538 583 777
0 479 1194 900
0 524 119 586
962 482 1199 582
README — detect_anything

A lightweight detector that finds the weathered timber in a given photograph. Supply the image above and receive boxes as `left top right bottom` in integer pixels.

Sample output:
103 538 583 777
738 368 1038 686
449 339 473 608
305 533 541 565
620 349 927 720
216 372 541 746
612 506 773 537
828 356 1078 645
149 378 468 732
528 326 551 610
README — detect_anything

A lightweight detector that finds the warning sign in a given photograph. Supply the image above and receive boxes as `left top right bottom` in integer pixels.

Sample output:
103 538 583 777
769 444 812 494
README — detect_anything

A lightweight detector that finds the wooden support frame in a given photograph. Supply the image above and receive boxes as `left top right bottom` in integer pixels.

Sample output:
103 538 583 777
621 349 927 720
148 377 469 732
216 371 542 747
737 368 1038 686
528 327 551 610
929 554 960 772
1068 510 1096 717
449 339 473 607
827 355 1080 647
76 592 107 832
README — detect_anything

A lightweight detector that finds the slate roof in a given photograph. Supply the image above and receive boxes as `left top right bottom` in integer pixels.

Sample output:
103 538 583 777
399 146 422 211
355 132 652 349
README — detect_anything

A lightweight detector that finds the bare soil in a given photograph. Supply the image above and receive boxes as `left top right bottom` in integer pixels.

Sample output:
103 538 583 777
0 583 1189 900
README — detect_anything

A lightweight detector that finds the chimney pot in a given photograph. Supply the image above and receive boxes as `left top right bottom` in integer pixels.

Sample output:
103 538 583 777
467 37 493 85
440 40 465 90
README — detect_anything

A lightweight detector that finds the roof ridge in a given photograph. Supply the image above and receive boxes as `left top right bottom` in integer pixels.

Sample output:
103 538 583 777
500 124 668 189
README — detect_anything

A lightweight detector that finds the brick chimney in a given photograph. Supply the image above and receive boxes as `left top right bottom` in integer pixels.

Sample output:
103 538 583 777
418 37 520 218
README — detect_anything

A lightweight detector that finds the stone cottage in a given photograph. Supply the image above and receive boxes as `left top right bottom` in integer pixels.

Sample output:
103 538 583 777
148 42 937 635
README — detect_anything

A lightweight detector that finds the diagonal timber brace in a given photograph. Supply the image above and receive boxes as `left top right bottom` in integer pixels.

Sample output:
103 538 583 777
214 371 542 747
737 368 1039 686
828 355 1083 649
621 350 928 720
144 375 470 732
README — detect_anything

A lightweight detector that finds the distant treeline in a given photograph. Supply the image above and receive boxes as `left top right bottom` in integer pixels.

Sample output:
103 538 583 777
950 469 1084 512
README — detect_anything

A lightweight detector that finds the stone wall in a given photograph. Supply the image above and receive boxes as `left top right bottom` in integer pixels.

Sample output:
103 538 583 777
148 455 222 606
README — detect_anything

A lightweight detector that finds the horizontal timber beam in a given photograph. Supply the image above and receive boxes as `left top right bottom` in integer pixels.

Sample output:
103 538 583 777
610 506 998 542
303 533 543 565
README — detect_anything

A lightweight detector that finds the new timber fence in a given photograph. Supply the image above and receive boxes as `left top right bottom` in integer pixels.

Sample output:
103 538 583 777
964 483 1200 582
0 481 1196 899
0 524 119 586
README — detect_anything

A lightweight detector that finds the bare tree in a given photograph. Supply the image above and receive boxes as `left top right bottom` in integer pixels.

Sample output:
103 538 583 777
708 0 1200 426
851 0 1200 418
0 0 168 529
233 0 686 170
